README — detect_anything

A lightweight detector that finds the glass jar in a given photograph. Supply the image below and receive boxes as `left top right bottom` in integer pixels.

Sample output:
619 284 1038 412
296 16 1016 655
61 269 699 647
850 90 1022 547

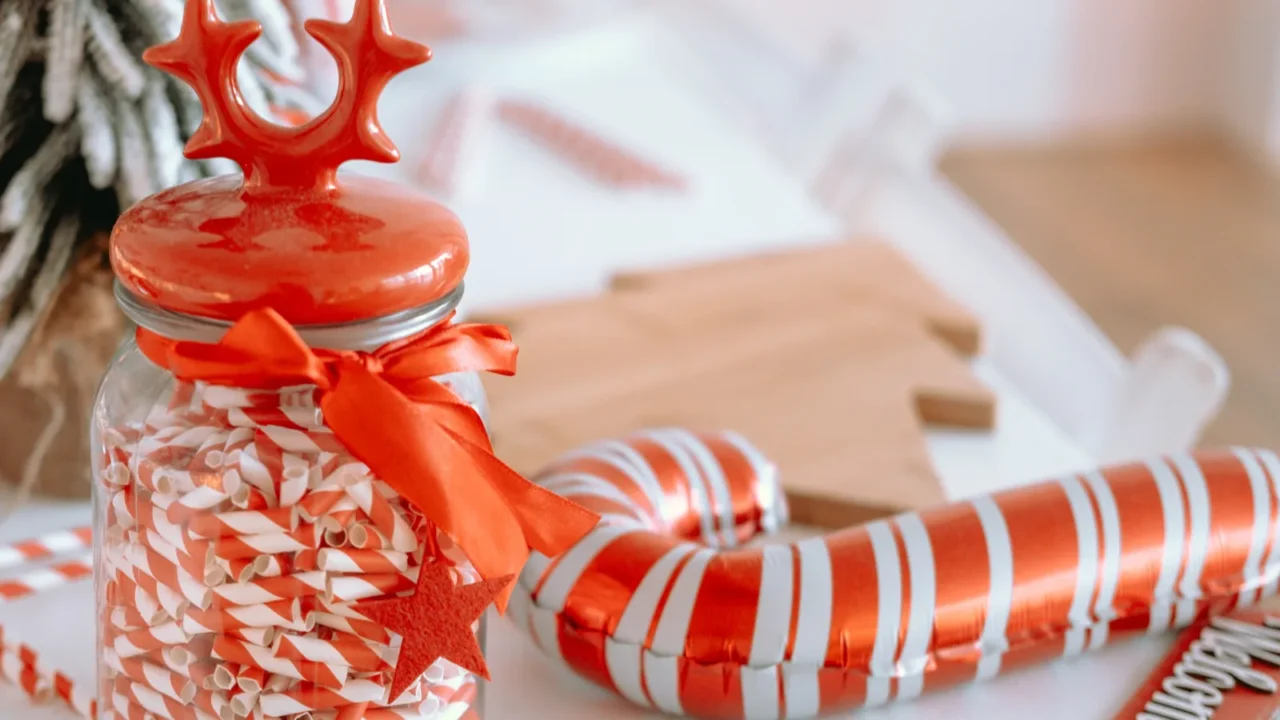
81 2 603 718
92 289 488 719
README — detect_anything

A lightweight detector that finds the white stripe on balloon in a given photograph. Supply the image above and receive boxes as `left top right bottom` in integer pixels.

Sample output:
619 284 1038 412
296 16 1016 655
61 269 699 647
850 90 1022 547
864 521 901 706
973 496 1012 680
1170 454 1211 627
1082 470 1122 651
1058 474 1099 656
1145 458 1187 632
894 514 936 701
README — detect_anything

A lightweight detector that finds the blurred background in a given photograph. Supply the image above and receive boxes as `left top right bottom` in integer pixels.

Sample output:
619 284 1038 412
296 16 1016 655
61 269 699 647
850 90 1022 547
0 2 1276 717
714 0 1280 449
0 0 1275 498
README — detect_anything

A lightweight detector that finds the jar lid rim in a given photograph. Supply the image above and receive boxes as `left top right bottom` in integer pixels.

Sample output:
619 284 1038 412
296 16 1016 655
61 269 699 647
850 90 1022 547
115 282 464 351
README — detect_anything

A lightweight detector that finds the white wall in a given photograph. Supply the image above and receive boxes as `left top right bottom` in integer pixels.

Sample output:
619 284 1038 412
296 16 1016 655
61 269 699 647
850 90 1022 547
841 0 1233 143
727 0 1258 144
1272 76 1280 162
1219 0 1280 164
896 0 1229 142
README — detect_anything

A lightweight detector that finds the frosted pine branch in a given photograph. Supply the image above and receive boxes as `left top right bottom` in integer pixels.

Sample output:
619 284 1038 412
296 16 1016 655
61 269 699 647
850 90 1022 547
76 71 118 189
141 75 185 189
0 0 315 380
85 1 147 99
246 0 301 61
113 92 156 203
0 212 79 377
43 0 88 122
0 186 54 307
0 0 41 106
0 123 79 231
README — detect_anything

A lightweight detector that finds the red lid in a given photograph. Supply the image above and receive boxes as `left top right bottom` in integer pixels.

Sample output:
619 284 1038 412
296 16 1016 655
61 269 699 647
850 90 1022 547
111 0 467 325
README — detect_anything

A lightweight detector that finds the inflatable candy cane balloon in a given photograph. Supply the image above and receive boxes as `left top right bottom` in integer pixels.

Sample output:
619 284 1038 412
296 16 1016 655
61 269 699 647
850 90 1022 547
509 429 1280 719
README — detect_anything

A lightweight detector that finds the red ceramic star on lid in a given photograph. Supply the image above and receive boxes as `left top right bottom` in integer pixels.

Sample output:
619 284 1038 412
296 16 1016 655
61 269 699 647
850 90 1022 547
110 0 468 325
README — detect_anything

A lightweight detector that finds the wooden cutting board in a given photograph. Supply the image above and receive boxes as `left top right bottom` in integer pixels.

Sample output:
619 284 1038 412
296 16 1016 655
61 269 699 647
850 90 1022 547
478 239 995 527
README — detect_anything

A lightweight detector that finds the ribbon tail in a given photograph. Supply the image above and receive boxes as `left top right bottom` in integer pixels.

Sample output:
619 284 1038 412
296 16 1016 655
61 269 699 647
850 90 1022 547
449 430 600 558
321 365 535 612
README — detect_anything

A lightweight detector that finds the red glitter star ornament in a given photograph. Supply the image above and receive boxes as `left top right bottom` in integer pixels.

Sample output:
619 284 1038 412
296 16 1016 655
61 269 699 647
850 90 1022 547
354 563 513 701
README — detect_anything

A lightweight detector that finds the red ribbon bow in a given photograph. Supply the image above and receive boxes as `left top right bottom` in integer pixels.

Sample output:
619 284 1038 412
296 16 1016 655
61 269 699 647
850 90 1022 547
136 308 598 610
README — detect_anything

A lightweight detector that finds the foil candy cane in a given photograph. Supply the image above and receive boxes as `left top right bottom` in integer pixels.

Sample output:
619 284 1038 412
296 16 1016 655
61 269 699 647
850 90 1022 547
512 429 1280 720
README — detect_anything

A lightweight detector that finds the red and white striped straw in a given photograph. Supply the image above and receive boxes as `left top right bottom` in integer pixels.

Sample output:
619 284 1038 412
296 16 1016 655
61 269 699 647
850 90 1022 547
415 86 494 200
0 526 92 570
497 98 687 190
92 342 489 718
1 626 97 718
346 481 416 552
212 635 348 689
189 506 299 538
209 571 327 607
316 549 408 574
0 553 92 603
274 633 390 674
0 647 50 704
260 678 421 715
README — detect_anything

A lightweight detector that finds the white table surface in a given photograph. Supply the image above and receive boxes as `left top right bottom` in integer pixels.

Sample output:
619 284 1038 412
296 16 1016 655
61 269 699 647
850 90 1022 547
0 13 1172 720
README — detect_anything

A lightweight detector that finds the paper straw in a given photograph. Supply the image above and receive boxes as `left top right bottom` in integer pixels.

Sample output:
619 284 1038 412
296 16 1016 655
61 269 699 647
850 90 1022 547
213 635 348 689
131 545 213 609
182 599 312 633
346 481 417 552
274 634 389 673
104 648 197 703
256 553 288 578
0 526 92 570
315 549 408 574
311 611 392 645
255 425 346 455
112 622 190 658
228 404 326 430
325 572 417 603
109 690 148 720
210 571 327 607
260 678 410 715
107 487 136 529
0 553 92 603
136 529 220 586
227 626 276 648
415 86 494 200
211 525 322 560
348 524 389 551
189 506 300 538
0 648 50 703
1 628 96 718
165 484 234 525
237 663 267 692
496 98 686 190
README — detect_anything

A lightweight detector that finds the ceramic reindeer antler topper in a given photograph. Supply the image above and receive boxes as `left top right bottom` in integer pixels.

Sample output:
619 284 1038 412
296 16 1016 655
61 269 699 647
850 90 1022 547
144 0 430 191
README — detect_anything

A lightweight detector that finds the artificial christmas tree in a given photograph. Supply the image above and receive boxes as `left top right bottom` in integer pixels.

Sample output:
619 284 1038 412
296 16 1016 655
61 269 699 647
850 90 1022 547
0 0 315 501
